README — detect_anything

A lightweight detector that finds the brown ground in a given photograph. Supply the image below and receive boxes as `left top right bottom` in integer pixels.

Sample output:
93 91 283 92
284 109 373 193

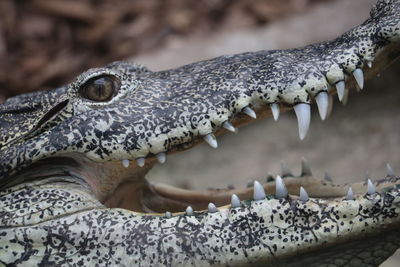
0 0 398 265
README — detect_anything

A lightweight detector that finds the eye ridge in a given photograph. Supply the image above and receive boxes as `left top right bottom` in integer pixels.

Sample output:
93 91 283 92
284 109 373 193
79 74 120 102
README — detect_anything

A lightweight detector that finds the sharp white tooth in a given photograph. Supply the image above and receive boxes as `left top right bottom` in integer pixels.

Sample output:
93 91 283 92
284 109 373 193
335 81 345 102
293 103 310 140
122 159 130 168
203 133 218 149
386 163 395 177
346 187 353 200
353 68 364 90
165 211 172 218
275 175 288 199
270 103 280 121
299 186 309 202
223 121 237 133
243 106 257 119
367 179 376 195
231 194 241 208
208 203 218 213
301 158 312 176
367 61 372 68
324 171 333 182
280 161 293 177
253 180 266 201
156 152 166 164
185 206 194 215
136 157 145 167
315 92 328 120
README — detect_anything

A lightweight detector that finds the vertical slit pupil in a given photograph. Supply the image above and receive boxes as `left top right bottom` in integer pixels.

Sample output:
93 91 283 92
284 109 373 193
94 79 106 98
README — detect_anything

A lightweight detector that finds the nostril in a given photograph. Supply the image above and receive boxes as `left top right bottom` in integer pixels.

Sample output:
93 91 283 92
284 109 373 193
34 99 70 132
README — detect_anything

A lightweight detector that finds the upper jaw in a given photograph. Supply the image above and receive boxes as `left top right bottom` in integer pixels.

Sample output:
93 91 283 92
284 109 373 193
77 20 400 166
89 42 400 169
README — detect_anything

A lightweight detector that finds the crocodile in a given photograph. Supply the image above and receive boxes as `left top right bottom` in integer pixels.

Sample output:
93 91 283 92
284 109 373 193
1 0 400 266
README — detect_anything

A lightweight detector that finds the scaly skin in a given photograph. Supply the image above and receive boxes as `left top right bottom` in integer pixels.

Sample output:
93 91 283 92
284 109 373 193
0 176 400 266
0 0 400 266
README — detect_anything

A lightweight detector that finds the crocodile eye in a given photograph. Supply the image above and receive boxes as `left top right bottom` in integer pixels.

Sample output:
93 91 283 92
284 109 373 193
79 75 120 102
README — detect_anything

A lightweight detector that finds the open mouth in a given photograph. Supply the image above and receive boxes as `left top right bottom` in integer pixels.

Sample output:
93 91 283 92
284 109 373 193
97 60 400 217
102 156 398 218
4 42 398 223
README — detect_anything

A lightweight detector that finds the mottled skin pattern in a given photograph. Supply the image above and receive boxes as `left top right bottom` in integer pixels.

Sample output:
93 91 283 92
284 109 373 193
0 0 400 266
1 177 400 266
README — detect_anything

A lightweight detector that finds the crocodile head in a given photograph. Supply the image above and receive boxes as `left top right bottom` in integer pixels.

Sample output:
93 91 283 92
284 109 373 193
1 0 400 266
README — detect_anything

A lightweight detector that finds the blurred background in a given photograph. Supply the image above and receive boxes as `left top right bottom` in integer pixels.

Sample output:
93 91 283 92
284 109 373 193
0 0 331 101
0 0 399 265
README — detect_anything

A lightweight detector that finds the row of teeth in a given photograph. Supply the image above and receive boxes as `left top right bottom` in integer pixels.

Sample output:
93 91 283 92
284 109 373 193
165 162 396 218
121 66 367 168
261 161 395 186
